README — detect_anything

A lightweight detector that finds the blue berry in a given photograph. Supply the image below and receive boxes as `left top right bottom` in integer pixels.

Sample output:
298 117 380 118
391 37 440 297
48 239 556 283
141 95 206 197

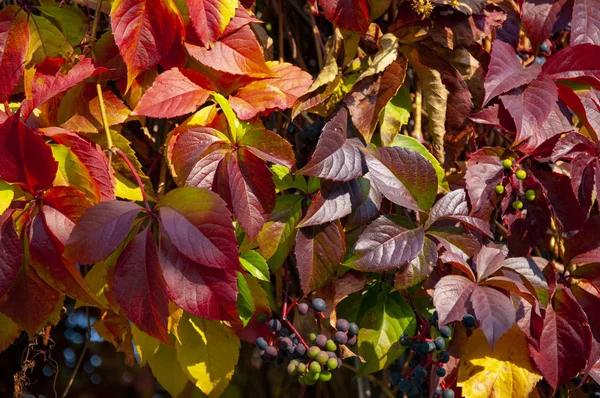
312 298 326 312
348 323 359 336
400 334 411 346
414 365 427 378
443 389 455 398
540 41 550 53
435 386 443 396
437 351 450 363
268 319 282 332
298 303 309 315
256 337 269 350
462 314 476 328
439 325 451 338
436 367 446 377
434 336 445 350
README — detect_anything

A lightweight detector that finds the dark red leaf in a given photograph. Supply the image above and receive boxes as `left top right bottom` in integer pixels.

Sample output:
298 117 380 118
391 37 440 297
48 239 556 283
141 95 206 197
426 189 493 237
394 237 438 290
483 40 542 106
366 147 437 211
564 215 600 265
238 120 295 169
530 286 593 390
551 131 596 161
0 214 22 299
345 216 425 272
570 152 596 213
470 285 516 349
521 0 572 48
502 257 549 304
113 226 170 344
132 68 215 118
543 44 600 88
464 147 505 217
320 0 370 33
64 200 144 264
0 6 29 102
346 174 382 229
295 220 345 294
571 0 600 45
215 149 276 240
159 234 238 321
0 114 58 194
156 187 240 271
474 246 506 282
433 275 475 326
297 108 365 182
518 100 573 153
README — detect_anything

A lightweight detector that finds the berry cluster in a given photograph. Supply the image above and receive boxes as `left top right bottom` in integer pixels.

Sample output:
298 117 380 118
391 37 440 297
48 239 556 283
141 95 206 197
255 298 359 386
495 158 537 211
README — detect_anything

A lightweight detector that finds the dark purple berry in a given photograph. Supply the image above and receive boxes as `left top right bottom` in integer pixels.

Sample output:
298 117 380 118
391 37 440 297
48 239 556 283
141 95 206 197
436 367 446 377
439 325 451 338
348 323 359 336
265 346 278 359
336 318 350 332
312 298 326 312
347 335 357 345
334 331 348 345
298 303 309 315
268 319 282 332
314 334 328 348
256 337 269 350
294 344 306 357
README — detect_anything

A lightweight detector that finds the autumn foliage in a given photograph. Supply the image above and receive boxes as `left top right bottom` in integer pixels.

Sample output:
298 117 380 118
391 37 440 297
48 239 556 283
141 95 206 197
0 0 599 397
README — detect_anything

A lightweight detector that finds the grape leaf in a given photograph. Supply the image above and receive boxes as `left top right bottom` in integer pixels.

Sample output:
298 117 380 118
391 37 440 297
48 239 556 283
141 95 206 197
237 119 295 168
131 323 160 365
148 342 189 397
297 108 365 182
320 0 370 33
239 250 269 282
521 0 572 48
110 0 181 90
426 189 493 237
26 14 73 67
345 216 425 272
380 85 411 146
0 312 20 352
394 237 438 290
434 275 476 326
295 220 345 293
474 246 506 282
113 226 170 344
542 44 600 88
0 214 22 300
571 0 600 45
465 147 505 217
458 325 542 398
186 0 238 47
0 6 29 102
390 134 448 191
236 272 254 326
176 313 240 397
470 285 516 349
38 0 87 47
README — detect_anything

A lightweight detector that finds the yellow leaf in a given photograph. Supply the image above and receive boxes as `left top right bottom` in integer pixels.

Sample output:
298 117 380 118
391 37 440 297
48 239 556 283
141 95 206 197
458 325 542 398
0 312 21 352
74 261 110 309
114 171 143 201
131 323 160 365
51 144 100 203
0 180 15 216
149 341 189 397
176 313 240 397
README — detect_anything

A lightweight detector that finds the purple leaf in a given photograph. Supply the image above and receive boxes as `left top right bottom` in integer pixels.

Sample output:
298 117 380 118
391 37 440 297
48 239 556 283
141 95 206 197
483 40 542 106
518 100 573 153
394 237 438 290
439 250 477 282
433 275 475 326
346 174 382 229
294 221 345 294
296 108 365 182
345 216 425 272
64 200 144 264
551 132 596 161
502 257 549 304
426 189 493 237
571 153 596 213
564 215 600 264
0 214 22 299
571 0 600 45
465 147 505 217
159 234 238 321
113 226 170 344
521 0 572 48
366 147 438 211
474 246 506 282
470 285 516 349
543 44 600 88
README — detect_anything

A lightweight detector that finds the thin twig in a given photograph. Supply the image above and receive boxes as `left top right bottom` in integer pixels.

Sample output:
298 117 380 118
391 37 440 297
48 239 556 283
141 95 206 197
413 78 423 141
115 149 150 211
157 152 167 200
61 304 91 398
88 0 104 57
494 220 508 236
305 5 324 69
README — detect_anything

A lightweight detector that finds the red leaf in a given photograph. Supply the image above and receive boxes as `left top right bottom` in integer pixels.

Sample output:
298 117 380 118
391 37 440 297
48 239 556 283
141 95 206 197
29 210 100 306
132 68 215 118
320 0 370 33
186 0 238 47
111 0 181 89
0 265 62 335
160 233 238 321
295 221 345 294
470 285 516 349
42 186 94 240
156 187 240 271
344 60 408 143
426 189 493 237
570 152 596 213
64 200 144 264
433 275 475 326
465 147 505 217
521 0 572 48
482 40 541 106
474 246 506 282
186 25 271 77
297 108 365 182
571 0 600 45
215 149 276 240
42 128 115 201
530 286 593 390
500 75 558 147
0 6 29 102
113 226 170 344
0 114 58 194
564 215 600 265
238 120 295 168
543 44 600 88
22 57 107 119
0 214 22 299
365 147 437 211
345 216 425 272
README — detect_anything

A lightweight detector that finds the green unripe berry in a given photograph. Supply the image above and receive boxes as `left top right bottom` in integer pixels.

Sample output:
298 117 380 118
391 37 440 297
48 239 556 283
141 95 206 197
325 339 337 352
298 374 306 384
319 371 333 382
297 363 307 373
326 357 339 370
305 375 318 384
316 351 329 365
308 346 321 359
308 333 317 343
516 170 527 180
287 361 298 376
525 190 536 201
502 159 513 169
309 361 321 374
495 185 505 195
512 200 523 210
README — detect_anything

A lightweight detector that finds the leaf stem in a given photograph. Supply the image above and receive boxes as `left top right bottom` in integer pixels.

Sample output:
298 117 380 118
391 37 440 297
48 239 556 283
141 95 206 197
413 78 423 142
115 148 151 211
96 82 113 150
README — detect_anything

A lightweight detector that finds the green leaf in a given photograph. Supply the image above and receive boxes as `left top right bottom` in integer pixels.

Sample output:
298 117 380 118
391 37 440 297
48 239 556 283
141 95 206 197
390 135 449 191
270 165 308 193
149 341 190 397
0 312 21 352
51 144 100 202
257 194 303 271
239 250 270 282
176 313 240 397
212 93 238 143
26 14 72 66
38 0 87 47
132 323 160 365
379 85 411 146
0 180 14 216
356 284 417 375
237 272 255 327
